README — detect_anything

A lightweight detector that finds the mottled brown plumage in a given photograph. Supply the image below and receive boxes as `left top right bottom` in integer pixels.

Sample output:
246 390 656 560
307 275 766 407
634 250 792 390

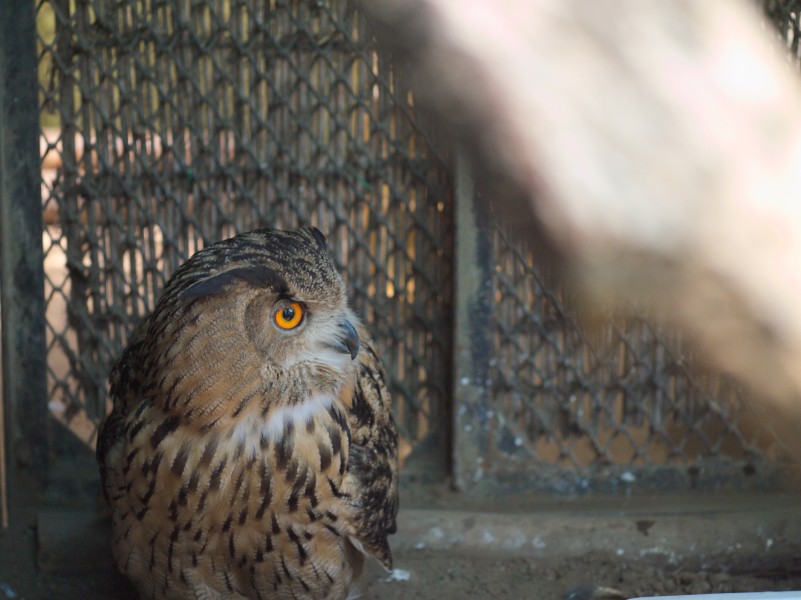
97 228 399 600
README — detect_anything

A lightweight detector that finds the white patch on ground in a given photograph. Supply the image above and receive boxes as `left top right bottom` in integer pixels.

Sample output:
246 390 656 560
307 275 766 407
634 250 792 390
386 569 411 583
531 536 546 549
500 530 527 550
639 546 679 565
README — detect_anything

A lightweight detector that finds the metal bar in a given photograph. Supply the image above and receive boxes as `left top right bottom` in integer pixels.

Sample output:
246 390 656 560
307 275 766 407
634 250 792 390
0 0 48 488
0 301 6 528
452 155 494 490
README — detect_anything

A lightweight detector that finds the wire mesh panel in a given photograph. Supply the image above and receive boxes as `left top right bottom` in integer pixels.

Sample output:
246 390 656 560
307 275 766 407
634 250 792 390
36 0 453 467
489 227 786 491
454 200 790 493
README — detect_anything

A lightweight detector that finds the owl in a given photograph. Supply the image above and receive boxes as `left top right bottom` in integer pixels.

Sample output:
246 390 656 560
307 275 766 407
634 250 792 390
97 228 399 600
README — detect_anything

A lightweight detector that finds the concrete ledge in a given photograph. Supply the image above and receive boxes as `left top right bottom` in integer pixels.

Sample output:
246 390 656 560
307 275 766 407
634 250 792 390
393 496 801 570
37 494 801 574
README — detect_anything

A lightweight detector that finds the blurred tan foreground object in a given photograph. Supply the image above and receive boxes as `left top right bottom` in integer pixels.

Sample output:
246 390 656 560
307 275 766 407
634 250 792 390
360 0 801 454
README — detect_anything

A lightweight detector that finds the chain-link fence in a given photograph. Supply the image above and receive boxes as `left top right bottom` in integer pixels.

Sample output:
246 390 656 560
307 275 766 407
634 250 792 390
460 225 789 492
37 0 453 468
32 0 801 492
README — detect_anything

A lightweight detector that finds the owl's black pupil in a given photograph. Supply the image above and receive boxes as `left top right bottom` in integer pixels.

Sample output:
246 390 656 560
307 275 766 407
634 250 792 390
282 306 295 322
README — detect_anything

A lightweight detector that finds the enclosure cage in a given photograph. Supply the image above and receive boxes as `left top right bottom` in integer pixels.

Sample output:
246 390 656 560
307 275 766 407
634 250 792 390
2 0 801 536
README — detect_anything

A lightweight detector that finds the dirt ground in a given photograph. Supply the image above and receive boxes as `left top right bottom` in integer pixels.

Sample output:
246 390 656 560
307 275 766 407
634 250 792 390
361 550 801 600
4 535 801 600
3 471 801 600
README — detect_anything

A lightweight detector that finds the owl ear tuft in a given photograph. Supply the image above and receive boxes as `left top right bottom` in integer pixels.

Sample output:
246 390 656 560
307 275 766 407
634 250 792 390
308 227 327 250
180 266 288 301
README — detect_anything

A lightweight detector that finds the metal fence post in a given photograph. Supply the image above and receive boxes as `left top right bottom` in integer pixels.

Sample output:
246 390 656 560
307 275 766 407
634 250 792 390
452 155 494 490
0 1 48 480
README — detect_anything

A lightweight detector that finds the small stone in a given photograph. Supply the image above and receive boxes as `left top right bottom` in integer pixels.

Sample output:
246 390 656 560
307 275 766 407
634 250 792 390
689 579 711 594
710 572 731 591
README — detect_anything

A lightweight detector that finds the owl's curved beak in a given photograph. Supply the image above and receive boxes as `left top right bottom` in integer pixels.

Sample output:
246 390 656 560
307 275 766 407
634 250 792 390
331 318 360 360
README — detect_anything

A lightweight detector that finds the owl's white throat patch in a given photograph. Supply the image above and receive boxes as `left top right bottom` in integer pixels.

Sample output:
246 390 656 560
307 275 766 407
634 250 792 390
263 394 333 440
232 395 334 458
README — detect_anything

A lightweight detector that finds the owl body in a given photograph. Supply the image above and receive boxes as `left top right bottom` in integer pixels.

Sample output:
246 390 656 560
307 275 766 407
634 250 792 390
98 229 398 600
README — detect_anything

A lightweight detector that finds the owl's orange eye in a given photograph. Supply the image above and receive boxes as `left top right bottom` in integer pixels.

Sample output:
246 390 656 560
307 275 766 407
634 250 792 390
274 302 304 330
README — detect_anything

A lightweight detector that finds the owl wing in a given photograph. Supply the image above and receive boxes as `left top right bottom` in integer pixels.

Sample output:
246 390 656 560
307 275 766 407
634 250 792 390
96 316 151 501
344 330 400 570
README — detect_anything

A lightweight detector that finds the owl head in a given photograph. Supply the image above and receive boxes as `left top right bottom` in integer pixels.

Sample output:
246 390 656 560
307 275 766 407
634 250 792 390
143 228 361 425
